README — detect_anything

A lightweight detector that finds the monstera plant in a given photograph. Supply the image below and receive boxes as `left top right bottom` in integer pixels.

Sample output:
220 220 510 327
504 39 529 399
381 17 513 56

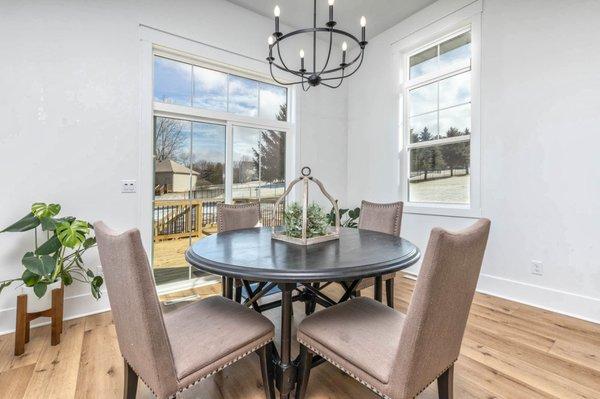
0 203 103 299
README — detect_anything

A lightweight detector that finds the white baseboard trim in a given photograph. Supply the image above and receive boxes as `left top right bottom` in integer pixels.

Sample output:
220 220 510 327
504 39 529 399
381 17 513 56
476 273 600 325
0 291 111 336
404 270 600 324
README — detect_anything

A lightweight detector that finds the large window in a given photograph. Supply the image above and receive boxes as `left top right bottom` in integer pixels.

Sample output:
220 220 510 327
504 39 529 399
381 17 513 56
152 53 291 287
403 29 473 206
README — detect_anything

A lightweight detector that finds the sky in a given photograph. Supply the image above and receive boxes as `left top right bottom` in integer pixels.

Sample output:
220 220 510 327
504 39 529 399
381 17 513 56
408 34 472 141
153 56 286 120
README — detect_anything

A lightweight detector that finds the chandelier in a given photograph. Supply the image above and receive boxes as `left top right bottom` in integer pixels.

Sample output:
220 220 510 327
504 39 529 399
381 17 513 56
267 0 368 90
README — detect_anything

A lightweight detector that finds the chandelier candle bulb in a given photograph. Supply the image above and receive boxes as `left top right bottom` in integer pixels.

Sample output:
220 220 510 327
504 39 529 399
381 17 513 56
360 16 366 42
342 41 347 64
274 5 281 35
300 49 305 70
328 0 334 23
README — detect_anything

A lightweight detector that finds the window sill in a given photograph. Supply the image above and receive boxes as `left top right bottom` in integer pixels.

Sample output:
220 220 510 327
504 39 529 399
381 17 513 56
403 202 481 219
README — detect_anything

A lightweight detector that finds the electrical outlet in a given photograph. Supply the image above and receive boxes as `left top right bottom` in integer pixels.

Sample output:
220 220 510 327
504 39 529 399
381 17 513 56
121 180 136 193
531 260 543 276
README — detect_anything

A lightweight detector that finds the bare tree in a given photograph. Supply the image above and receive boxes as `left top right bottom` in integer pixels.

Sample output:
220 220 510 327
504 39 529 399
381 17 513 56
154 117 188 162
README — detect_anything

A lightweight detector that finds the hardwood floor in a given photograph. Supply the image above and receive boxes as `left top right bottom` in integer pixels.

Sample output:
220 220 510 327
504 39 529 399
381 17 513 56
1 274 600 398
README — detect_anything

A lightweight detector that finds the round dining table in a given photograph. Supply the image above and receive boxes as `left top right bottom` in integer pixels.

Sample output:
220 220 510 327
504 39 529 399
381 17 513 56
186 227 420 399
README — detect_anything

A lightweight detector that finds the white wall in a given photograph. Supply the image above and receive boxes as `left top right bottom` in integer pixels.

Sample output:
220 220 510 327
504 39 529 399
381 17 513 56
0 0 348 334
347 0 600 322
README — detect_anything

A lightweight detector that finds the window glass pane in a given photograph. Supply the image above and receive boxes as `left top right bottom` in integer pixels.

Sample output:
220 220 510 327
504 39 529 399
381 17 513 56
153 117 192 285
409 82 437 116
409 142 470 204
439 31 471 70
409 46 438 79
409 112 438 143
439 104 471 138
439 71 471 109
228 76 259 116
233 126 286 226
233 126 260 199
154 57 192 106
193 67 227 112
259 83 287 121
191 122 226 201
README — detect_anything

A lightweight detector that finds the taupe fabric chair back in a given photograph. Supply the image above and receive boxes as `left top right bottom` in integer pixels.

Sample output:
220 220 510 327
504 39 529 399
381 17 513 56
392 219 491 398
217 202 261 233
94 222 177 396
358 200 403 236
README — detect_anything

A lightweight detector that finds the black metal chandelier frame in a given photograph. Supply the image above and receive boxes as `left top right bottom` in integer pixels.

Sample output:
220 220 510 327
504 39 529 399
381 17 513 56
267 0 368 91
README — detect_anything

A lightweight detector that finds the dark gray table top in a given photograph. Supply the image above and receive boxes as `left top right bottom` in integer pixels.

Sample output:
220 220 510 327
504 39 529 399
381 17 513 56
186 227 420 283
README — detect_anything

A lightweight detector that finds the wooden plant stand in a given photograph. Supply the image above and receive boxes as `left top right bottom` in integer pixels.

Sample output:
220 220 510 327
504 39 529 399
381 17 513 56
14 285 64 356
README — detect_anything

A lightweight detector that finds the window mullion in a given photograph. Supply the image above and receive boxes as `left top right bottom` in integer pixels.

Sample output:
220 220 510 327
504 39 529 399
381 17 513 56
225 122 233 204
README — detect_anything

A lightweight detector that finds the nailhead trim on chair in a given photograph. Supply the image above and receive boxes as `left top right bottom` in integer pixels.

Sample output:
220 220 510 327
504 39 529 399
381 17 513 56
298 338 456 399
359 201 403 237
298 338 392 399
126 338 273 399
217 202 261 233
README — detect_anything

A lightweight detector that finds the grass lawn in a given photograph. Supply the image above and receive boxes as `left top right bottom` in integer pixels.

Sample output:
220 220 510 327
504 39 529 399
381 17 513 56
409 175 470 204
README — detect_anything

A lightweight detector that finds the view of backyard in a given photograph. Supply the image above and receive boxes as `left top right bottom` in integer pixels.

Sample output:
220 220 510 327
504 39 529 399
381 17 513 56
152 57 289 286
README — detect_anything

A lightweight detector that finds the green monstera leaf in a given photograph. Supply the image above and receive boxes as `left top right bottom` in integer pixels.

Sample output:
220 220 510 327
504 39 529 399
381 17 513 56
22 270 41 287
31 203 61 220
91 276 103 299
33 282 48 299
56 220 90 248
22 253 56 277
35 235 62 255
1 213 40 232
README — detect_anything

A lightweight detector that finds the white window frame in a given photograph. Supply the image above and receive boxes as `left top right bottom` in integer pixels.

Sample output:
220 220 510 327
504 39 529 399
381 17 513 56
139 27 297 293
392 9 481 218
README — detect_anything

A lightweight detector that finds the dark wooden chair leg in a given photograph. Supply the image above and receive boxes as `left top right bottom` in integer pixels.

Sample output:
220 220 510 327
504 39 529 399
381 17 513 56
437 364 454 399
221 276 227 297
234 283 242 303
258 345 276 399
295 345 313 399
15 294 27 356
123 359 138 399
385 278 395 308
374 276 383 302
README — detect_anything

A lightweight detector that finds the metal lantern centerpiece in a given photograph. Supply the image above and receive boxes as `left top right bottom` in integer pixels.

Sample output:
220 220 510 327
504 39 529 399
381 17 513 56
272 166 340 245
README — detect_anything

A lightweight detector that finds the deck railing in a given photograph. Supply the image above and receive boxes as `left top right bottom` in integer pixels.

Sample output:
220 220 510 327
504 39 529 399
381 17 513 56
153 199 284 240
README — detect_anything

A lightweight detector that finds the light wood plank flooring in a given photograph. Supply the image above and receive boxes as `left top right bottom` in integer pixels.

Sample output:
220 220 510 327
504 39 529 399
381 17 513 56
1 274 600 398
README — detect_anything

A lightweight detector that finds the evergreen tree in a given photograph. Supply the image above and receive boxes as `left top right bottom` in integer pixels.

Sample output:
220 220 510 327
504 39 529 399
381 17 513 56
253 104 287 183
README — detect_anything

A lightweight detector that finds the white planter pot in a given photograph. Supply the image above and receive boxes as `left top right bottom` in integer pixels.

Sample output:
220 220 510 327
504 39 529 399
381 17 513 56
20 281 61 313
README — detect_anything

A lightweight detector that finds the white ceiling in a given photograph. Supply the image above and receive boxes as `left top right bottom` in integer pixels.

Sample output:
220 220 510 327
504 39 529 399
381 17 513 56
225 0 438 40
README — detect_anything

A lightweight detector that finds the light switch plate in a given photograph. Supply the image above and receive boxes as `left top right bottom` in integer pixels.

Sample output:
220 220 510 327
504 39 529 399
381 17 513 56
121 180 136 193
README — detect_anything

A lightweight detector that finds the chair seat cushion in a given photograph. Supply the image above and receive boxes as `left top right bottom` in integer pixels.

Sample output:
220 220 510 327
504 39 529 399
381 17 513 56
297 297 405 385
164 296 274 381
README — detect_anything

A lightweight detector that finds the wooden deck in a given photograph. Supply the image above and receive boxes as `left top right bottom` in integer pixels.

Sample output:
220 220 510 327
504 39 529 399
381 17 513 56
1 274 600 398
152 235 204 269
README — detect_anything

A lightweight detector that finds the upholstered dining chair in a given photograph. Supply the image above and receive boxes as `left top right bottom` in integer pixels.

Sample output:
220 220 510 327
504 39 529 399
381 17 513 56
217 202 262 302
295 219 491 399
94 221 276 399
354 200 404 307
